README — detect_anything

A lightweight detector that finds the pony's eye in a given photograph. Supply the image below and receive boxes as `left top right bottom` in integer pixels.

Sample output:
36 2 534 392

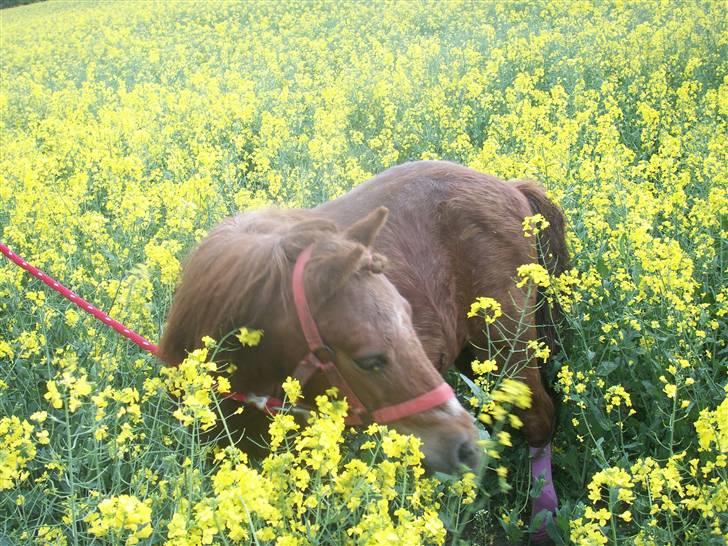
353 354 387 372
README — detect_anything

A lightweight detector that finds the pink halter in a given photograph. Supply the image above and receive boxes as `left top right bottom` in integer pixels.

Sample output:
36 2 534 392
290 245 455 426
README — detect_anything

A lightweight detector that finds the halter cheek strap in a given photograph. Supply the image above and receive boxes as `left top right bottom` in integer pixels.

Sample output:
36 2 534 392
291 244 455 425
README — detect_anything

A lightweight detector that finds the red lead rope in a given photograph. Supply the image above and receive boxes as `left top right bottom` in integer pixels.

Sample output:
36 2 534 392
1 242 159 354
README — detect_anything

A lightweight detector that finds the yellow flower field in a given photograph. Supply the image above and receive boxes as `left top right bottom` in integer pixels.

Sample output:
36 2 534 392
1 0 726 544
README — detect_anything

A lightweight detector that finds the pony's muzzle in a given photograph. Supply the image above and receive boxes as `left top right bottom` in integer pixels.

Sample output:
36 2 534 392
456 436 480 470
395 397 481 474
424 427 481 474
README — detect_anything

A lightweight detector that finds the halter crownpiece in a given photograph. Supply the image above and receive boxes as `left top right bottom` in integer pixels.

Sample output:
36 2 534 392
290 244 455 425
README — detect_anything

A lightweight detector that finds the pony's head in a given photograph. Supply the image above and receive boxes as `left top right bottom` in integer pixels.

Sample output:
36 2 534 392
159 207 479 474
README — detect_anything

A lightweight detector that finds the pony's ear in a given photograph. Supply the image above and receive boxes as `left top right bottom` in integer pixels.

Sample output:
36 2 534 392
307 242 365 306
344 207 389 247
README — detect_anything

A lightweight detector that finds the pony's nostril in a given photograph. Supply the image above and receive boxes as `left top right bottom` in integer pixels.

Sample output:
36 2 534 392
457 439 480 469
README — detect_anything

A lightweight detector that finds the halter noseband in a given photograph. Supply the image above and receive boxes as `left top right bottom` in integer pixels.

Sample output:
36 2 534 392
290 244 455 426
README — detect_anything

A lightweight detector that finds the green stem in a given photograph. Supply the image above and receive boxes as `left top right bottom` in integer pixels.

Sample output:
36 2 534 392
667 390 677 456
64 404 79 545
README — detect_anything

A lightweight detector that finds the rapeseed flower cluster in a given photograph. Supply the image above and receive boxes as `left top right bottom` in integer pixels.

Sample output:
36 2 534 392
161 348 224 431
516 263 551 289
0 417 37 490
467 297 503 324
522 214 550 238
85 495 153 545
1 0 725 543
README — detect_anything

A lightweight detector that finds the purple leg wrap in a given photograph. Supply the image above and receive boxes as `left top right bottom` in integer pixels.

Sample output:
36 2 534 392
529 443 558 542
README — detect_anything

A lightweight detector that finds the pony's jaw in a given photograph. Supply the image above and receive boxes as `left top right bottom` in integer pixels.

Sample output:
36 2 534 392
393 396 480 474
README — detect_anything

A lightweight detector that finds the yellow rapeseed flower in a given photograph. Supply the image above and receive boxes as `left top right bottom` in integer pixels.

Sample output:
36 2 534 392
236 327 264 347
516 263 551 289
522 213 550 237
86 495 153 545
467 297 503 324
0 416 37 490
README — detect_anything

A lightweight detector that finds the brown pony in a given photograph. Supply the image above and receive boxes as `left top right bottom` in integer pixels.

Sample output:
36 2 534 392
159 161 568 536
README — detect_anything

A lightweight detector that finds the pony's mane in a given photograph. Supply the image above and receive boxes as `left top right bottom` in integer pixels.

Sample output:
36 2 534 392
158 208 339 366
